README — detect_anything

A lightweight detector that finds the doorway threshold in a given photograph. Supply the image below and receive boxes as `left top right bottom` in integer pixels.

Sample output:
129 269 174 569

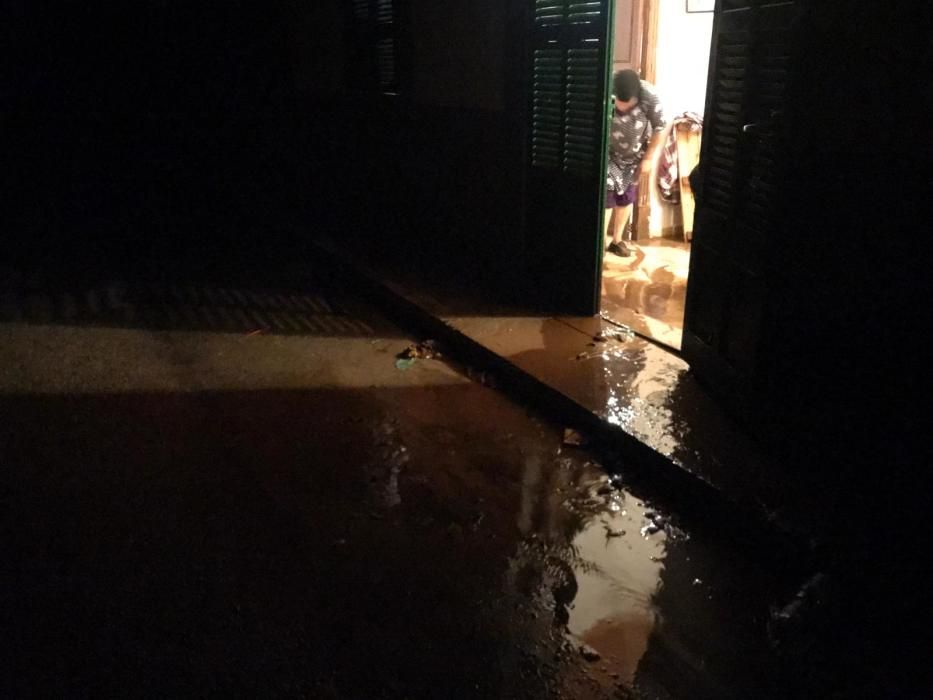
312 237 820 564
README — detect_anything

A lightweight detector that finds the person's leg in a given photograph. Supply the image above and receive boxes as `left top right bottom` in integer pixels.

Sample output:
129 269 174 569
605 204 633 256
604 205 617 240
610 204 633 245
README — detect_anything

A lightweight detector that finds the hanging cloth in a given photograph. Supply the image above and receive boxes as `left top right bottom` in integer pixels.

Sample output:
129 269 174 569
657 112 703 204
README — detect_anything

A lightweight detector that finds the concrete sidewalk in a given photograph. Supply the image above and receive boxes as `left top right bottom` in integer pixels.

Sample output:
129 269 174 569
313 238 823 566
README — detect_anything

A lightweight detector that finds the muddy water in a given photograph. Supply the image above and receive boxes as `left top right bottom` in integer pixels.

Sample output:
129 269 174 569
2 300 788 698
600 240 690 350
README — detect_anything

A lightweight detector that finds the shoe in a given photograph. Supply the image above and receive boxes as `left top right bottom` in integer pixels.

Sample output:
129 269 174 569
607 242 632 257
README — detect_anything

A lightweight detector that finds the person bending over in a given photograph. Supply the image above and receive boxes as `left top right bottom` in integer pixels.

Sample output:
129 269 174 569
605 69 667 258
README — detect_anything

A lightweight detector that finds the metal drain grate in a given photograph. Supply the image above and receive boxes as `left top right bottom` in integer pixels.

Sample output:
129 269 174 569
0 282 376 337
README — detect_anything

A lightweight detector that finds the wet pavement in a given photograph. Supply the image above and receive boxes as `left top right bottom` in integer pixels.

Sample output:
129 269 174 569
312 234 810 543
0 272 805 698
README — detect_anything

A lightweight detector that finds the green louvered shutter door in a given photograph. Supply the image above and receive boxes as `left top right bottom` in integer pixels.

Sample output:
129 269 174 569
525 0 613 315
345 0 400 94
683 0 799 419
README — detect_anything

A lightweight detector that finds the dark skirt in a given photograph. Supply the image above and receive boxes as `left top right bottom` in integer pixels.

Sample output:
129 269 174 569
605 183 638 209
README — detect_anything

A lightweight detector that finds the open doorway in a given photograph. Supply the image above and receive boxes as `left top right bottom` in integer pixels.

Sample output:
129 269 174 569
600 0 713 350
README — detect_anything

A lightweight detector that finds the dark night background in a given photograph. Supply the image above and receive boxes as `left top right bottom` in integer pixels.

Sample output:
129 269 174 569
7 3 306 281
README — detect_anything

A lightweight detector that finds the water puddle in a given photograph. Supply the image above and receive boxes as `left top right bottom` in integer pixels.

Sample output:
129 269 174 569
563 478 670 686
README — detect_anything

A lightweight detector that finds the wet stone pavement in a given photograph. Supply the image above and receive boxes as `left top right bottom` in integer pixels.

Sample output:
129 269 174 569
1 274 796 698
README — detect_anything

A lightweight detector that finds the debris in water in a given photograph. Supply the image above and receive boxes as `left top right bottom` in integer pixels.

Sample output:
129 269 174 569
608 474 625 489
596 484 613 496
604 527 626 538
579 644 601 662
471 512 485 531
768 572 827 651
395 357 416 371
562 428 587 447
596 326 636 343
246 329 266 336
395 340 443 370
397 339 442 361
466 366 498 388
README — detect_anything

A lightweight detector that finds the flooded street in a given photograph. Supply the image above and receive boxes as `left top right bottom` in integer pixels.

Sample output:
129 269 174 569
1 275 793 698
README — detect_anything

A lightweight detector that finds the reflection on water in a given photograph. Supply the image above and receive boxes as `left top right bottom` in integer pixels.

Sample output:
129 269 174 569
503 408 784 698
510 448 687 691
567 486 667 685
602 349 687 459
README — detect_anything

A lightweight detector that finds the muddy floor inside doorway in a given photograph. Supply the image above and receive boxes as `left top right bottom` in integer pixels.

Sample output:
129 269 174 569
601 239 689 350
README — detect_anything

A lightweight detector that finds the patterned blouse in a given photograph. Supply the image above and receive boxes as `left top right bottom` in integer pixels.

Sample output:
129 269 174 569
607 80 666 194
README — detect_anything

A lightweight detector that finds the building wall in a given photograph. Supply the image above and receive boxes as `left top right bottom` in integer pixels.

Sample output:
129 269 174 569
654 0 713 118
8 3 307 278
290 1 346 100
295 0 527 299
643 0 713 238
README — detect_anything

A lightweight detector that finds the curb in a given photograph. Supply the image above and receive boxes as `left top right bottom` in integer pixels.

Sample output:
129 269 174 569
313 240 817 575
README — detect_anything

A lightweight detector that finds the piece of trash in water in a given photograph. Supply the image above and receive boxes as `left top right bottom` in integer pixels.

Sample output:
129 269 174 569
471 512 485 531
579 644 601 662
466 366 498 388
395 357 417 371
768 572 827 650
608 474 625 489
596 327 636 344
397 339 442 362
605 527 626 538
646 511 669 528
562 428 587 447
642 524 662 537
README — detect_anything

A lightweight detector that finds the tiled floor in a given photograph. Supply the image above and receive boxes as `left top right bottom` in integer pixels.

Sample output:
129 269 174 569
601 239 690 350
